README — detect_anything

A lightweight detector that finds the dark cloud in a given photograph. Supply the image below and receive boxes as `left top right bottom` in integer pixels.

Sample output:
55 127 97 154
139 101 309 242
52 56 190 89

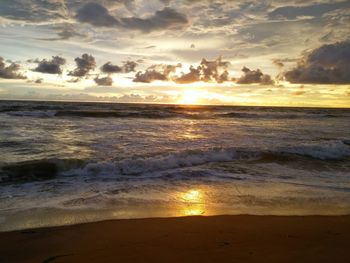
76 2 120 27
133 57 231 84
101 62 122 74
0 57 26 79
175 66 201 84
75 3 187 32
236 66 274 85
37 25 86 41
272 59 284 68
133 63 181 83
122 61 137 73
269 1 350 20
284 41 350 84
121 7 188 32
33 56 66 74
69 54 96 78
175 57 230 84
272 58 299 69
0 1 134 24
94 76 113 86
0 0 67 23
101 61 138 74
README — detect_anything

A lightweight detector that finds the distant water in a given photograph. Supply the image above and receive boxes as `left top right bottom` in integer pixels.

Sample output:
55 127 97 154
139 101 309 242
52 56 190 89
1 100 350 231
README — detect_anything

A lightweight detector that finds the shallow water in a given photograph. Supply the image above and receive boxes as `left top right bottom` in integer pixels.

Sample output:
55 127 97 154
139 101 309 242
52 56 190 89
0 100 350 231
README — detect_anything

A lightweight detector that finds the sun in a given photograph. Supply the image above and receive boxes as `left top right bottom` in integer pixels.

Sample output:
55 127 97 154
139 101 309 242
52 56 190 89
178 90 202 105
182 190 202 203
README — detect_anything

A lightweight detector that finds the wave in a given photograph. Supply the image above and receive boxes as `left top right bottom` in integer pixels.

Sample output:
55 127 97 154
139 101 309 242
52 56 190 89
283 140 350 160
2 103 348 120
81 147 238 176
54 110 181 119
81 141 350 176
216 112 341 119
6 110 57 117
4 109 343 120
4 109 200 119
1 141 349 182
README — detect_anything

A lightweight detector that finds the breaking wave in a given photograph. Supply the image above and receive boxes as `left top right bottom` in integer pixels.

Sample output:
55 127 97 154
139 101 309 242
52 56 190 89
81 140 350 176
2 140 348 183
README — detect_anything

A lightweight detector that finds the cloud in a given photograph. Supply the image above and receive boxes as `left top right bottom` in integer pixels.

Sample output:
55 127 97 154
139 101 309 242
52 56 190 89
269 1 350 20
101 62 122 74
33 56 66 74
76 2 120 27
133 63 181 83
69 54 96 78
0 0 67 23
121 7 188 32
175 57 230 84
94 76 113 86
284 41 350 84
122 61 138 73
174 66 201 84
272 59 284 68
133 57 231 84
236 67 274 85
101 61 137 74
0 57 26 79
76 3 187 32
37 24 86 41
0 1 134 24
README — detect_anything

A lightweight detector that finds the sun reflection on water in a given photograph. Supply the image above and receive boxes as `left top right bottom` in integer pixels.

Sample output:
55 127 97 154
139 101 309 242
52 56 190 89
178 189 206 216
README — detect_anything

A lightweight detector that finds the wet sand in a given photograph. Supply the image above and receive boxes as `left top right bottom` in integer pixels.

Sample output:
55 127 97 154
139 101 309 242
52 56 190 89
1 215 350 263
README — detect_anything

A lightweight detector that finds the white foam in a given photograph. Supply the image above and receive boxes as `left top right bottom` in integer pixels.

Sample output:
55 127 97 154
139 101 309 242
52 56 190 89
81 147 237 176
73 141 350 177
283 140 350 160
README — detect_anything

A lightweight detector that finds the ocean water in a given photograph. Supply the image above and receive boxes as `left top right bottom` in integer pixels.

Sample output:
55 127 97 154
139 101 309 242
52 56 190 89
0 100 350 231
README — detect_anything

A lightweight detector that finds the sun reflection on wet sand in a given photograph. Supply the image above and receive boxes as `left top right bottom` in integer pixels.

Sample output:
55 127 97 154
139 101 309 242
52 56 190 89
178 189 206 216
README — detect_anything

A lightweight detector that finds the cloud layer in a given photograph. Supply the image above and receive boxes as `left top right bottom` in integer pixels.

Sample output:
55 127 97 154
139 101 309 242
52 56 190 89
76 3 188 33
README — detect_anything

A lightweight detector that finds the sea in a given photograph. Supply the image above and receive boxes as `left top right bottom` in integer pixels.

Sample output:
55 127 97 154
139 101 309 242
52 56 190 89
0 100 350 231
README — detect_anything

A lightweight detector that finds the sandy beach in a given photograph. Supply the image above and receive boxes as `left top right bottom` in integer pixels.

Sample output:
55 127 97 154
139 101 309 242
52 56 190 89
1 215 350 263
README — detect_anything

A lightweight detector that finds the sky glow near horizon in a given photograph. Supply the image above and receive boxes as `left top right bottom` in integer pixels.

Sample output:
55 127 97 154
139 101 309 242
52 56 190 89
0 0 349 107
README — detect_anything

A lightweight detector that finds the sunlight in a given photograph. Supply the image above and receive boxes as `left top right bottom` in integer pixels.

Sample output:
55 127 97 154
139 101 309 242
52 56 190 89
178 189 206 216
182 190 202 203
182 204 206 216
178 90 202 105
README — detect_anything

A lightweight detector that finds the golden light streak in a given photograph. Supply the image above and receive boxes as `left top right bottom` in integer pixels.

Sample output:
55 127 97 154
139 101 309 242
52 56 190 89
178 189 206 216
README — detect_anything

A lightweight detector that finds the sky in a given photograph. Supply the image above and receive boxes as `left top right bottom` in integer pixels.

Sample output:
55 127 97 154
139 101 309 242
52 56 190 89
0 0 349 107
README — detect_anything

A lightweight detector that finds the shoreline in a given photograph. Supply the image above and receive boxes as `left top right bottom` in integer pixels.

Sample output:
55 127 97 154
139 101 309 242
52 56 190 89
1 215 350 263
